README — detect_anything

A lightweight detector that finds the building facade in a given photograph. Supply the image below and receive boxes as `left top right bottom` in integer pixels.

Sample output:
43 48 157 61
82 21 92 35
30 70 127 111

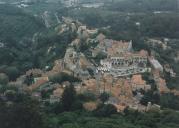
97 40 149 77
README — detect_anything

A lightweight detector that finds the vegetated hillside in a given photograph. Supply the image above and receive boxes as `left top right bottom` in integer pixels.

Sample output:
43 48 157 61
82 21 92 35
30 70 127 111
23 2 64 27
0 25 75 81
24 2 62 14
106 0 178 12
0 0 19 3
0 5 76 81
0 4 45 42
1 84 179 128
61 8 179 40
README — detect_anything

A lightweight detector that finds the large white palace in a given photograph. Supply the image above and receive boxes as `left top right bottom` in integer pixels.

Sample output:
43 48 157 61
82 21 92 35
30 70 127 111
96 40 150 77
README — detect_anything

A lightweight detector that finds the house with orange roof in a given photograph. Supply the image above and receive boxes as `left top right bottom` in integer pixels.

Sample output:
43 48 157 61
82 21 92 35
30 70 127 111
28 77 49 91
114 103 127 112
83 102 97 111
104 40 132 56
83 79 98 93
96 33 106 42
171 89 179 96
156 78 170 94
131 75 151 91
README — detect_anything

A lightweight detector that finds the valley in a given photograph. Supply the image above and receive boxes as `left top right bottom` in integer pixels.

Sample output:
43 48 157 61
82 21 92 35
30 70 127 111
0 0 179 128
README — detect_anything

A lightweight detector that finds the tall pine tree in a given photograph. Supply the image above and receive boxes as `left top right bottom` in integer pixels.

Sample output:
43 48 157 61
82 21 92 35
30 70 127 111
61 84 76 111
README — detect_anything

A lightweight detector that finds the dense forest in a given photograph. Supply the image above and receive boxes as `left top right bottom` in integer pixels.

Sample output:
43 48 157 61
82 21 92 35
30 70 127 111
0 4 44 42
0 4 76 81
0 85 179 128
107 0 178 12
62 8 179 39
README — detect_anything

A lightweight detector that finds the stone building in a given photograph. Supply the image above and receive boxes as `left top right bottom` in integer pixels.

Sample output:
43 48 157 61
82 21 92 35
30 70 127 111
131 75 151 91
149 56 163 72
96 39 149 77
110 50 148 67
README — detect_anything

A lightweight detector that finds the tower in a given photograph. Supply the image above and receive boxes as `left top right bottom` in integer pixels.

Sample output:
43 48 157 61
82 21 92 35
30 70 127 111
74 48 81 78
95 71 101 95
128 40 133 51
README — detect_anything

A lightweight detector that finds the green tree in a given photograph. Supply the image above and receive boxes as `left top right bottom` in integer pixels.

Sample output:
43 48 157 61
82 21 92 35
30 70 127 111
94 104 117 117
0 73 9 85
61 85 77 111
0 90 43 128
99 92 109 103
140 90 160 105
24 73 34 86
5 66 20 81
160 93 179 110
50 73 81 84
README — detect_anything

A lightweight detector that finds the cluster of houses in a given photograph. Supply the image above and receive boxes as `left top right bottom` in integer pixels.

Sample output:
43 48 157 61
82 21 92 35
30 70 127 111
81 73 152 112
6 18 178 113
23 36 169 112
96 39 150 77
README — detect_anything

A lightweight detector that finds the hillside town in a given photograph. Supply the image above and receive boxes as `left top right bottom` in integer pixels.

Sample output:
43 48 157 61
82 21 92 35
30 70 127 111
4 17 179 113
1 0 179 127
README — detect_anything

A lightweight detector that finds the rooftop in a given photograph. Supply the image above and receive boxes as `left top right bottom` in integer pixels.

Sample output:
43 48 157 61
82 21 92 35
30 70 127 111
131 75 146 85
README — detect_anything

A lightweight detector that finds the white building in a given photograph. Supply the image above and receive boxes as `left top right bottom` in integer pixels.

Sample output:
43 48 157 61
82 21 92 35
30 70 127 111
149 57 163 72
